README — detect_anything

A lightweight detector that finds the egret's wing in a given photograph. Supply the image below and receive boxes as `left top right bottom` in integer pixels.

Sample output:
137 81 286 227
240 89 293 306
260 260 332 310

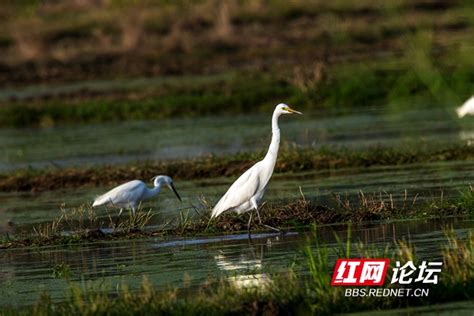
93 180 144 207
211 163 262 218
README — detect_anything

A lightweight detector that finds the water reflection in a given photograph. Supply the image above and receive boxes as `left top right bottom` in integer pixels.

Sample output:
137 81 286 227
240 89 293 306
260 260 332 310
215 249 272 291
459 131 474 146
213 235 282 291
0 218 472 307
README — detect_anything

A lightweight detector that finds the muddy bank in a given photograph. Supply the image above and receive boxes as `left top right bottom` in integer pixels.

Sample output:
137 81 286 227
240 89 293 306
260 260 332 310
1 145 472 193
2 189 472 249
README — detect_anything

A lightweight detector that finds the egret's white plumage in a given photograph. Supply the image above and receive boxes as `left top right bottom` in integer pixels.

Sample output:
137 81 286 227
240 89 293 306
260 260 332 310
93 175 181 213
457 96 474 118
211 103 302 231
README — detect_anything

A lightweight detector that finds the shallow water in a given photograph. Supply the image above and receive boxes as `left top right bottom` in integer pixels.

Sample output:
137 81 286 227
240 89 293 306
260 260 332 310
0 217 472 308
1 107 472 171
1 159 473 232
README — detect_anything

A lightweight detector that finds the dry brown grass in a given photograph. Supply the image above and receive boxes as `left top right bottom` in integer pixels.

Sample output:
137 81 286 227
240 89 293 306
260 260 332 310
292 61 327 92
29 203 153 241
32 213 64 239
2 186 471 249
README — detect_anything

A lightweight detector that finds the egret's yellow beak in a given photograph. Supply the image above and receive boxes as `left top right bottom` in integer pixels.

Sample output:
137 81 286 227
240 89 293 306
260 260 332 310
287 107 303 115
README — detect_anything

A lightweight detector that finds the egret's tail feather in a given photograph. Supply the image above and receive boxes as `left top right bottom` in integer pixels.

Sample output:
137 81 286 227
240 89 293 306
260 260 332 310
210 205 225 219
210 208 218 219
92 195 112 208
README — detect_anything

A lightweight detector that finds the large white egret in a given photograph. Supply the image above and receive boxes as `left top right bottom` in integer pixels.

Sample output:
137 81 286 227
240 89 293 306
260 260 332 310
457 95 474 118
211 103 302 233
92 175 182 218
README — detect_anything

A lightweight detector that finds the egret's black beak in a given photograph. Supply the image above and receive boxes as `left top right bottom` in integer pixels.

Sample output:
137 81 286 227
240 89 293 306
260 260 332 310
169 183 182 202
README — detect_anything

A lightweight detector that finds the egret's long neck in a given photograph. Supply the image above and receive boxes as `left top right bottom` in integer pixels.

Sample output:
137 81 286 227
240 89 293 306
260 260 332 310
143 183 162 200
263 110 281 163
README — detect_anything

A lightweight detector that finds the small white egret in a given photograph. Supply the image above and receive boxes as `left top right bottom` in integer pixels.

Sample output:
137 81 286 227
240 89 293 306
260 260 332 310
211 103 302 233
457 95 474 118
92 175 182 219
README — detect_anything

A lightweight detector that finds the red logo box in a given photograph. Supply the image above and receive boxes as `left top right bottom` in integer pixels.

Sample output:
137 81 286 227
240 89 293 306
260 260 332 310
331 259 390 286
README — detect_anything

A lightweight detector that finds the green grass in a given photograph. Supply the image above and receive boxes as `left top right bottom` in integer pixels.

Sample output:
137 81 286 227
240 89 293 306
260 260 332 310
2 228 473 315
0 74 294 128
1 54 472 128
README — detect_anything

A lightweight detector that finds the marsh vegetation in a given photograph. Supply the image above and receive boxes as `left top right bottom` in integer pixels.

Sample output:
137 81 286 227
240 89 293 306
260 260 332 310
0 0 473 314
1 186 472 249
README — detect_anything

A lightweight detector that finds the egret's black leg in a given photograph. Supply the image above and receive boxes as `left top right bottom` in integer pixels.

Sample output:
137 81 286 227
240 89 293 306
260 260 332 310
247 212 253 237
131 206 137 228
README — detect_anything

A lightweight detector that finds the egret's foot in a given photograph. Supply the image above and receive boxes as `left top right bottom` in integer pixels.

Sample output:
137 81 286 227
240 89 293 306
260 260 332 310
261 223 282 234
254 208 281 234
